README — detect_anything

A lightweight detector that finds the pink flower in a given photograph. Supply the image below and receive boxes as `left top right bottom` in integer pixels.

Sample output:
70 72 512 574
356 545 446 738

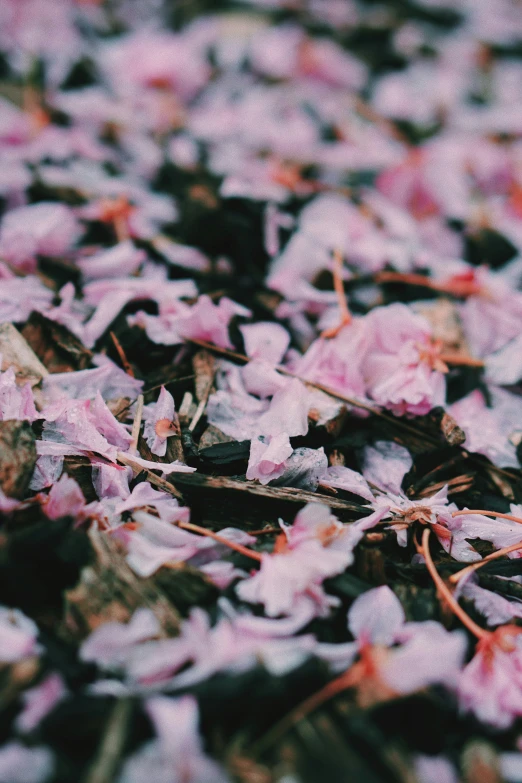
113 482 188 524
118 696 229 783
142 386 177 457
414 756 459 783
40 475 86 521
236 504 386 617
449 387 522 469
0 743 54 783
101 31 211 101
376 149 441 219
460 579 522 627
80 609 161 670
0 202 81 273
446 507 522 558
240 322 290 364
256 377 311 439
320 465 375 502
460 268 522 359
0 276 54 323
458 628 522 728
42 356 143 402
246 432 293 484
0 365 37 422
294 321 368 400
120 455 196 477
116 510 251 578
15 674 67 733
362 441 412 495
318 586 467 694
41 399 121 462
77 241 145 281
0 607 40 663
177 295 251 350
362 303 446 416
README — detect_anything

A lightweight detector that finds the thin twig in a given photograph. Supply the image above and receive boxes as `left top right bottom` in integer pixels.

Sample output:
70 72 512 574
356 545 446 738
188 368 216 433
185 338 440 446
83 698 131 783
177 520 262 562
321 249 352 339
421 528 488 640
452 509 522 526
450 541 522 585
117 451 184 500
253 671 355 756
110 331 135 377
129 394 144 453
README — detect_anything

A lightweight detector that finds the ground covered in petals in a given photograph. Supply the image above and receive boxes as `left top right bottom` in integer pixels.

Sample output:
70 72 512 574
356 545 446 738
5 0 522 781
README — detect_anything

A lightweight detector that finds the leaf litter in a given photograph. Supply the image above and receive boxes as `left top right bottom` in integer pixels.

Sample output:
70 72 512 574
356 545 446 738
3 0 522 781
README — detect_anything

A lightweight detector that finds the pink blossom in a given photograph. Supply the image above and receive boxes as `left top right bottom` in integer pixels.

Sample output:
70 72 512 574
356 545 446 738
459 268 522 358
381 621 467 694
0 276 54 323
42 355 143 402
81 276 197 349
15 674 67 733
240 359 287 398
246 433 293 484
240 322 290 364
320 465 375 502
41 399 121 461
0 488 23 512
319 586 467 693
271 445 328 490
198 561 248 590
460 579 522 627
458 629 522 728
0 607 40 663
449 387 522 469
362 441 413 495
92 464 131 502
446 506 522 558
113 482 188 524
40 475 87 521
77 241 145 281
414 756 459 783
0 365 37 422
101 31 211 101
118 696 229 783
142 386 177 457
80 609 161 670
90 392 132 451
124 607 316 687
121 455 196 477
117 511 251 578
0 743 54 783
236 504 387 617
177 295 251 350
294 323 368 400
362 303 446 416
347 585 405 646
256 377 310 438
0 202 81 273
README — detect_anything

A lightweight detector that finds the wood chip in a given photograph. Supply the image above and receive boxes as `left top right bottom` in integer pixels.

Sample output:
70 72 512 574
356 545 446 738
63 526 181 638
0 421 36 498
0 322 49 386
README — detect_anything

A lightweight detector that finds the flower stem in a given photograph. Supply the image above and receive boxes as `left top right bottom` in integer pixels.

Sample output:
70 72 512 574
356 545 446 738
452 509 522 526
421 528 488 640
177 520 263 563
253 669 354 755
321 249 352 338
449 541 522 585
